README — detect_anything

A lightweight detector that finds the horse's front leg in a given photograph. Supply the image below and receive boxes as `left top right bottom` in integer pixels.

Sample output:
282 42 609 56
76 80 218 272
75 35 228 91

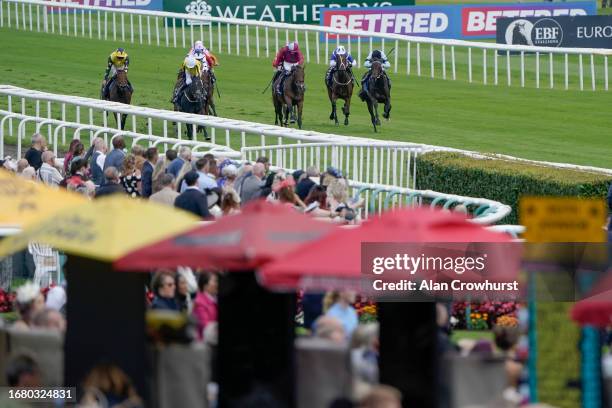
343 96 351 126
284 98 293 126
383 99 391 120
331 98 338 125
297 101 303 130
373 101 381 126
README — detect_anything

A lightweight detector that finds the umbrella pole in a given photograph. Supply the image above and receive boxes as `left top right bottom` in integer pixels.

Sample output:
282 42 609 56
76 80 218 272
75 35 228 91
217 271 296 408
64 256 149 402
378 301 438 408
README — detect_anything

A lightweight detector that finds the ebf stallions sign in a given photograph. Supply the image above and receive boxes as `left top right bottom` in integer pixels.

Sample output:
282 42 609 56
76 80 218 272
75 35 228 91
163 0 413 24
497 15 612 49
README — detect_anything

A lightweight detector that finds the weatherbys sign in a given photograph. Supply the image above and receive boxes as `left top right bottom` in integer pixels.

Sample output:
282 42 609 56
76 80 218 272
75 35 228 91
497 15 612 49
320 1 596 40
51 0 163 10
163 0 413 24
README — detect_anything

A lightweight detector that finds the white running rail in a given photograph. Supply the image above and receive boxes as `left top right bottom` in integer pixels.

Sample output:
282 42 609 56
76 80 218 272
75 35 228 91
0 0 610 91
0 109 512 223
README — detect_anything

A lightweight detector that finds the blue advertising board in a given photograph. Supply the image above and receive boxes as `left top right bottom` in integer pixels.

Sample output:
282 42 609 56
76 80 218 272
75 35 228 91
320 1 597 40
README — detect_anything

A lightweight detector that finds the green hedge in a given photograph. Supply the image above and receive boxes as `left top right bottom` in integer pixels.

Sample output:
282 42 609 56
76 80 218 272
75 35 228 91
415 152 612 224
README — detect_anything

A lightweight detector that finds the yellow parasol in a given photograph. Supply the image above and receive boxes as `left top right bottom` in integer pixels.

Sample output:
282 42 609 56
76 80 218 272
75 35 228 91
0 195 200 262
0 169 86 228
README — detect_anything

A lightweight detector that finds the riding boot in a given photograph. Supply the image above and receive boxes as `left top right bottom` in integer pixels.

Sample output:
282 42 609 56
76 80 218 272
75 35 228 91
358 74 369 101
325 67 333 88
276 75 285 96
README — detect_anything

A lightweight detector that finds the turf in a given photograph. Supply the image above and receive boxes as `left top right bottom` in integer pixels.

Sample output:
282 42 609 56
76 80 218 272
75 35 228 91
0 24 610 168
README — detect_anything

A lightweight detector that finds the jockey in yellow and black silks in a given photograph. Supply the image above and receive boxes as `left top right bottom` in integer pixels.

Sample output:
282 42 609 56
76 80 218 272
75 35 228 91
172 56 202 104
101 48 132 99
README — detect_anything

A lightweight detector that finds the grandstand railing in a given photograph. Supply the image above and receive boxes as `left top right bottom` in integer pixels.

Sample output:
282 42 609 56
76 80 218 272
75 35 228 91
2 84 612 185
0 109 512 223
0 109 242 159
0 85 446 188
242 142 421 189
0 0 610 91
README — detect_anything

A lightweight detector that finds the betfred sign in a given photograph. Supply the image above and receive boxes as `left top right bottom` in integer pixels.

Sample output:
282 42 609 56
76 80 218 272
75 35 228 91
321 1 596 40
461 4 593 37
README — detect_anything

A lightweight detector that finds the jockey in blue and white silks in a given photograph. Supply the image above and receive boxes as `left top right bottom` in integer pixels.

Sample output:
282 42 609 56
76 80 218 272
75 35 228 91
325 46 355 88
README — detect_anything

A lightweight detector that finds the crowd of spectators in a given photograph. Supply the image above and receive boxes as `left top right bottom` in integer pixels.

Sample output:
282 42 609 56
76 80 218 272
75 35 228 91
1 132 365 225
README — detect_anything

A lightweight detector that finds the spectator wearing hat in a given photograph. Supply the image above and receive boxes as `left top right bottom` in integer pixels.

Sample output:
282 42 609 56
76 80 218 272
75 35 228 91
218 163 238 189
12 282 45 331
296 166 320 200
150 174 180 206
174 171 211 219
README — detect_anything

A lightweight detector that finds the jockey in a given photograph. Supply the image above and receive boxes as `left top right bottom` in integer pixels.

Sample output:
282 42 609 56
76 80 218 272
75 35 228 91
190 40 218 85
172 56 202 104
102 48 130 99
272 41 304 95
359 49 391 100
325 46 354 88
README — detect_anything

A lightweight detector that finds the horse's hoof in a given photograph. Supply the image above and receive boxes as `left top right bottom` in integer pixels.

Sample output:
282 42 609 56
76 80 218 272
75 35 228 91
290 119 296 124
329 114 335 120
376 119 381 126
344 119 349 126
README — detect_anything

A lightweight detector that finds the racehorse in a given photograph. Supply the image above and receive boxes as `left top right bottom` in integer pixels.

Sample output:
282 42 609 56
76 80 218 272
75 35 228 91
326 54 353 126
105 69 132 130
273 65 305 129
363 61 391 133
201 69 217 116
176 76 207 140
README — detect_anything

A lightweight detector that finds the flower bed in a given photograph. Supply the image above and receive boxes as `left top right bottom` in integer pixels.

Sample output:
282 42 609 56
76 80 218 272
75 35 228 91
452 301 518 330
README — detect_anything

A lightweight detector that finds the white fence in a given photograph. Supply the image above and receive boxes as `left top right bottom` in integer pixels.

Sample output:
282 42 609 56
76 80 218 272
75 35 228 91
0 109 241 159
2 84 612 185
0 108 512 224
1 0 610 91
0 84 445 189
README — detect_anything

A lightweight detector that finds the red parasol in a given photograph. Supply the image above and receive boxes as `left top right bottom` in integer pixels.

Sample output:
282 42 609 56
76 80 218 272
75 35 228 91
258 208 520 291
113 200 337 271
571 271 612 327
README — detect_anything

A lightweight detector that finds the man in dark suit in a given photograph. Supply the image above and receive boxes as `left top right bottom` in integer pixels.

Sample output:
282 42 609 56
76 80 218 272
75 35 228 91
174 171 211 219
142 147 158 198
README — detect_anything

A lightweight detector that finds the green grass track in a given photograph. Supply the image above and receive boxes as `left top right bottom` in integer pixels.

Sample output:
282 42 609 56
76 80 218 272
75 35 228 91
0 24 610 167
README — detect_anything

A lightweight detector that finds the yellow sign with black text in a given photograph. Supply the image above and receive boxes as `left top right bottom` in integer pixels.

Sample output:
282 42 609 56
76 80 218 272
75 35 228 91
519 197 607 243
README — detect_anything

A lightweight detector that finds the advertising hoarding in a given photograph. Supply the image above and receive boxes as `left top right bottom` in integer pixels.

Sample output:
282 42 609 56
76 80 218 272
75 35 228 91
320 1 597 40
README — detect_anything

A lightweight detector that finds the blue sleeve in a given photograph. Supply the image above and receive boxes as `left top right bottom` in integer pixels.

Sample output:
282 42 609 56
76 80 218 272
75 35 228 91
330 52 337 61
347 55 354 64
607 182 612 211
142 166 153 198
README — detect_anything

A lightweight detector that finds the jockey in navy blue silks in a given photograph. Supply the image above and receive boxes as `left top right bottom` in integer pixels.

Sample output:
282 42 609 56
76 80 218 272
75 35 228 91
325 46 355 88
359 49 391 100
